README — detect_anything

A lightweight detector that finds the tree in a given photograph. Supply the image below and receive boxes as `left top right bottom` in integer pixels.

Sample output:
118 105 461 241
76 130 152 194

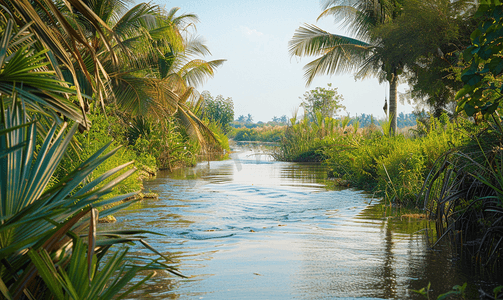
373 0 477 117
0 20 180 299
63 2 225 146
246 113 254 123
290 0 405 134
456 0 503 119
236 115 247 123
201 91 234 131
300 84 345 120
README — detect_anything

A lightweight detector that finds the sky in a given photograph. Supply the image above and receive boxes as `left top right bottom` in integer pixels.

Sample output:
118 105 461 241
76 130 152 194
154 0 414 122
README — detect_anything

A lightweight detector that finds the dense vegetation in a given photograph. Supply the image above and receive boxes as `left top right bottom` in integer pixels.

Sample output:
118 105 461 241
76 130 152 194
2 0 503 298
277 0 503 283
0 0 230 298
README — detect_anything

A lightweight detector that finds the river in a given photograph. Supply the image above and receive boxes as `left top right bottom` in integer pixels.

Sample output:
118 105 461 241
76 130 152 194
107 144 500 299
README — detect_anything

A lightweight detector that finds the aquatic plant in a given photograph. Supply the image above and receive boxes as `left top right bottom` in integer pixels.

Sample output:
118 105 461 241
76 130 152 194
418 119 503 268
324 114 468 206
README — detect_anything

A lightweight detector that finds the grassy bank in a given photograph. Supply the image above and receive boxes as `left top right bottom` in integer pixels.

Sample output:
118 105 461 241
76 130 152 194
273 113 503 272
273 113 473 206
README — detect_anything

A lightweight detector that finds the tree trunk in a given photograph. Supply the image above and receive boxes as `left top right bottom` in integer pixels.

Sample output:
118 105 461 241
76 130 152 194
389 74 398 135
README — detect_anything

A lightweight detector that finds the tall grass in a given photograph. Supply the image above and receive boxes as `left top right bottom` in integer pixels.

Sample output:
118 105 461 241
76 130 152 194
325 114 469 206
273 114 359 162
274 113 473 207
418 118 503 268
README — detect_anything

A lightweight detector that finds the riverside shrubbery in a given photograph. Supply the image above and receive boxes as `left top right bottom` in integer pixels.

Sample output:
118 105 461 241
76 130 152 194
273 114 359 162
230 125 286 142
53 111 229 200
275 113 473 207
327 115 470 206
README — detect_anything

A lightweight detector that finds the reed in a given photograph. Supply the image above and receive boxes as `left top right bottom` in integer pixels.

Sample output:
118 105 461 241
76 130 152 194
418 119 503 268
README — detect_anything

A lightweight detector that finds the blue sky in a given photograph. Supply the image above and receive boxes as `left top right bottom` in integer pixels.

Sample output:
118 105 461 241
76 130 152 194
157 0 413 122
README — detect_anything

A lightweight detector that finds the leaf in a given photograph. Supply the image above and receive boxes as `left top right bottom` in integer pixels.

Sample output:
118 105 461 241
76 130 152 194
464 73 483 86
464 102 477 116
463 46 475 61
455 84 474 100
488 56 503 76
88 208 98 282
27 249 65 300
437 290 462 300
0 277 13 300
471 28 482 42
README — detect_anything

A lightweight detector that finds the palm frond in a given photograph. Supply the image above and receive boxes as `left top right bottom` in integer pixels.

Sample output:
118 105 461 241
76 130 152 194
354 50 384 81
180 59 226 88
0 20 83 123
289 24 369 57
112 2 158 40
290 24 372 85
177 102 218 147
184 35 212 57
165 7 199 28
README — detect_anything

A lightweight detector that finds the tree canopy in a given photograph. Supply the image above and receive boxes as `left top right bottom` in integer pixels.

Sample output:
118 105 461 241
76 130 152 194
300 84 345 120
201 91 235 131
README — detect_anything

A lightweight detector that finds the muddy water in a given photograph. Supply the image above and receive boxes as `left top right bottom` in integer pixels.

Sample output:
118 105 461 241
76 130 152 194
109 145 497 299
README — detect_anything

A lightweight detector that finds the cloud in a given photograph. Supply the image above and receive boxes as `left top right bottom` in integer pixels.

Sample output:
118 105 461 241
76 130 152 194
239 26 264 38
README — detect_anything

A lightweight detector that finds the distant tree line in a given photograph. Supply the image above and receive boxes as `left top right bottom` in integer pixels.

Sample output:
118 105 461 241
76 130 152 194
349 112 418 128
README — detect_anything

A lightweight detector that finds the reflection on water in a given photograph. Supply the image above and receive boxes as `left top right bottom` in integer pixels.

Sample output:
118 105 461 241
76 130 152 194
107 145 500 299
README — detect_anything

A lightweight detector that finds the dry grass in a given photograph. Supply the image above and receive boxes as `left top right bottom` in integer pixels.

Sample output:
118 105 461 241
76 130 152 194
401 213 427 219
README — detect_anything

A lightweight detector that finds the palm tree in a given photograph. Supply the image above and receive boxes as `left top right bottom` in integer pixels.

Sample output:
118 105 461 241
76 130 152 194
0 21 182 299
289 0 403 134
69 2 224 146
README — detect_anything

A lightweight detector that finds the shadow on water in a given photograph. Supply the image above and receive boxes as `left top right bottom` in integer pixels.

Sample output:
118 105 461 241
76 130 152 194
106 144 502 299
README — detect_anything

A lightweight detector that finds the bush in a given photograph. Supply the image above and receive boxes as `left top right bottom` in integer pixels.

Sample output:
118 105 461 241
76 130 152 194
324 114 469 206
53 112 152 197
230 126 285 142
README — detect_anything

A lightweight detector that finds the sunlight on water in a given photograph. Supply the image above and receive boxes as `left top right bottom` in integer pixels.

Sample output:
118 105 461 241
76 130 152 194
107 145 482 299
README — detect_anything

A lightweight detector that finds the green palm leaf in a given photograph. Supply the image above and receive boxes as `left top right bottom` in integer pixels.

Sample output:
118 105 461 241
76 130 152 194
0 20 83 123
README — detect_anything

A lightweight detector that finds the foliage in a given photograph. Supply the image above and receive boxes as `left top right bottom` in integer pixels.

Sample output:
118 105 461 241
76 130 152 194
300 84 345 120
289 0 406 134
200 117 230 154
418 120 503 267
273 113 360 162
0 0 113 126
375 0 476 116
1 0 225 150
456 1 503 118
230 126 286 142
350 112 417 128
323 114 467 206
234 114 254 125
53 112 156 198
0 98 179 299
270 115 289 125
412 282 503 299
0 19 85 125
201 91 234 132
0 10 195 298
411 282 467 300
124 115 200 171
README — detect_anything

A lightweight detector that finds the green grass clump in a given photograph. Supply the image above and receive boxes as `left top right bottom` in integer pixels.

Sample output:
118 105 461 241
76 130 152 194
274 112 474 206
325 114 469 206
273 114 360 162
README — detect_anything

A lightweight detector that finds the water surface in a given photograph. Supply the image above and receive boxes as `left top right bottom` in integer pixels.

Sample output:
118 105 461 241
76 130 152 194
109 145 497 299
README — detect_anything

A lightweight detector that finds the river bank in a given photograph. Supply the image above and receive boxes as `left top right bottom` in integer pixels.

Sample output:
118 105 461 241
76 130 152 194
105 144 502 299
